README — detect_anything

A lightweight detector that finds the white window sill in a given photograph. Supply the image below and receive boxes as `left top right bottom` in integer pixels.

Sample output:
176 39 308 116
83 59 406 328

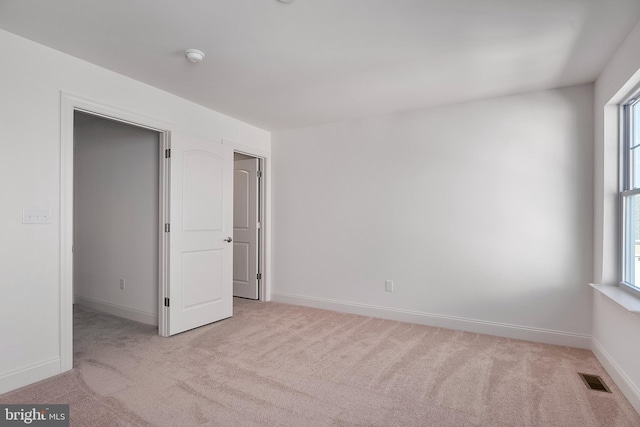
590 283 640 313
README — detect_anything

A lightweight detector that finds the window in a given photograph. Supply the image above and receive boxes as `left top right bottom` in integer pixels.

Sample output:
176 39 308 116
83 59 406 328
621 91 640 291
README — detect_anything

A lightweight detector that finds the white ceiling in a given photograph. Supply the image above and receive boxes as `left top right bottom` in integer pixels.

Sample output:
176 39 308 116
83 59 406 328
1 0 639 131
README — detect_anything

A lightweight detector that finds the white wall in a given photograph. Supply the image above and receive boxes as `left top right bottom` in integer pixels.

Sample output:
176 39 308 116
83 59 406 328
0 28 269 394
272 84 594 347
592 18 640 413
74 114 159 324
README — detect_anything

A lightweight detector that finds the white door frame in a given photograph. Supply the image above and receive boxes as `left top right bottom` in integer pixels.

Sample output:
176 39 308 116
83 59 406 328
60 93 173 371
224 139 271 302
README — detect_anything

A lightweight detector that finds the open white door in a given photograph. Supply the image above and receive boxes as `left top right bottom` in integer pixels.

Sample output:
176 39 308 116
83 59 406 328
233 158 259 299
167 134 233 335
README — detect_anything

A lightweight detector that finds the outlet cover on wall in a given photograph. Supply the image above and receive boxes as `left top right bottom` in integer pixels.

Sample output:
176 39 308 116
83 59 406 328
385 280 394 292
120 279 125 290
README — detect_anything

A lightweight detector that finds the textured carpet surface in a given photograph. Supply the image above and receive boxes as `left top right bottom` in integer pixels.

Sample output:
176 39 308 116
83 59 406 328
1 299 639 426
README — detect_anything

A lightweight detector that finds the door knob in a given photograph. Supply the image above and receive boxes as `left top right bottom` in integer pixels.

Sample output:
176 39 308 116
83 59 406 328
224 237 233 243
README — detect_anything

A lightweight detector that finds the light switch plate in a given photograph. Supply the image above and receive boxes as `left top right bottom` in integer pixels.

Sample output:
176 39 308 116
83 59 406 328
23 207 52 224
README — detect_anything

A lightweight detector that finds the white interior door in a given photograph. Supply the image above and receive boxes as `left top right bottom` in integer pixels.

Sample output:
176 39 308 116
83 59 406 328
233 158 259 299
168 134 233 335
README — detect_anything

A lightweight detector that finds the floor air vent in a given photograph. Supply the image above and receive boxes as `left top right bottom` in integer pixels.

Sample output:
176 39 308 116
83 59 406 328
579 373 611 393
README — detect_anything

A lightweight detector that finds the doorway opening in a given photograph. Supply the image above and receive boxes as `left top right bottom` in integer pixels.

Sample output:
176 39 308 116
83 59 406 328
73 110 163 329
233 152 264 300
61 94 271 373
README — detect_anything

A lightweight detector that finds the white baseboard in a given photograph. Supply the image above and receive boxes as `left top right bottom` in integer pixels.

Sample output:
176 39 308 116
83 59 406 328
592 337 640 414
0 358 60 395
74 296 158 326
271 292 591 349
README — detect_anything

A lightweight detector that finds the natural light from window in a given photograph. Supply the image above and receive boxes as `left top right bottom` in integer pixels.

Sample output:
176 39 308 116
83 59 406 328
622 93 640 291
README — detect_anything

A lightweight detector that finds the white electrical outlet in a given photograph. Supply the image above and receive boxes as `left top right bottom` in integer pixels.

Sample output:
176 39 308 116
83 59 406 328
385 280 394 292
120 279 125 290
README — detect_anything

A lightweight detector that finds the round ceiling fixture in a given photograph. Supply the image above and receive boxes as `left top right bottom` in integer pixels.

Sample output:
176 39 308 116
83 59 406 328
185 49 205 63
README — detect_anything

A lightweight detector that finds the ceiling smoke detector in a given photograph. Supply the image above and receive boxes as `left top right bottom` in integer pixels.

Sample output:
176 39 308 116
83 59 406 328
185 49 205 63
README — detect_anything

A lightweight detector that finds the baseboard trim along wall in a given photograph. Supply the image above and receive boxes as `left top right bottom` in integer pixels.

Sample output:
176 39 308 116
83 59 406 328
0 358 60 395
74 296 158 326
271 292 592 349
592 337 640 414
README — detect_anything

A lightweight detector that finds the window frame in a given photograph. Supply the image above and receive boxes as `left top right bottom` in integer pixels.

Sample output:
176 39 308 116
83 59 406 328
620 88 640 293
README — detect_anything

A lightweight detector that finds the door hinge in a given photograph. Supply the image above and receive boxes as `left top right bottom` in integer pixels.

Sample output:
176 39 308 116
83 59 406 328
164 297 170 307
165 223 170 232
257 222 261 229
257 170 262 178
165 148 171 158
257 273 262 280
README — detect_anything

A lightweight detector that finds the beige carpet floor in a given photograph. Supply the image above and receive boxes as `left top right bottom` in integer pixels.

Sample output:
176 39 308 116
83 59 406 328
1 298 639 426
